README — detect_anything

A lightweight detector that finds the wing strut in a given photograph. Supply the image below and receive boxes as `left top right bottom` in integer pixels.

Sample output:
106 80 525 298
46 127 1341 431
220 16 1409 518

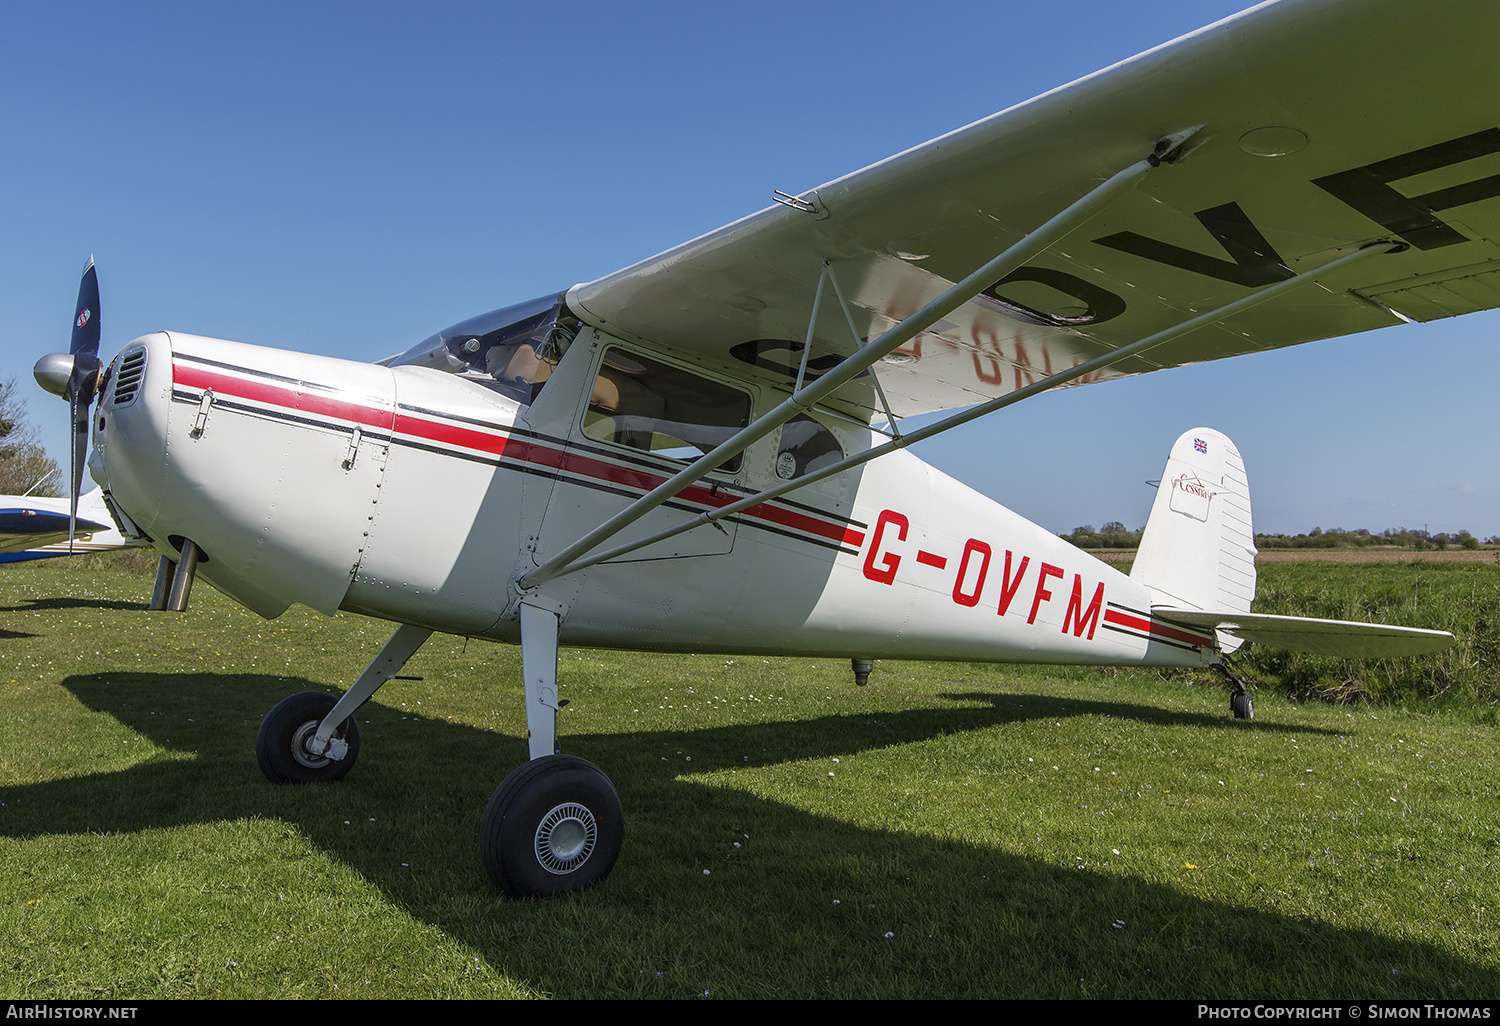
827 265 903 439
517 140 1189 592
530 238 1400 579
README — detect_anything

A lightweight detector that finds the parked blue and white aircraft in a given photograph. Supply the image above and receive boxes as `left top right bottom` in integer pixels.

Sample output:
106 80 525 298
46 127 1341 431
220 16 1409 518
0 486 142 563
33 0 1490 896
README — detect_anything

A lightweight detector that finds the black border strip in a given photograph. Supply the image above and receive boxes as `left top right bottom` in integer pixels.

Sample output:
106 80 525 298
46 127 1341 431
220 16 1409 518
1100 622 1202 653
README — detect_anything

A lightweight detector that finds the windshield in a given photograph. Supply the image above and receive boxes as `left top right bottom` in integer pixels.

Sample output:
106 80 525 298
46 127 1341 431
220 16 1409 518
389 292 575 404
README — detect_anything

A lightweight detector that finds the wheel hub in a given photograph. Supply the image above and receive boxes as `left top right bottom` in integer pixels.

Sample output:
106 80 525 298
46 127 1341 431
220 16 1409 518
534 802 597 874
290 720 333 769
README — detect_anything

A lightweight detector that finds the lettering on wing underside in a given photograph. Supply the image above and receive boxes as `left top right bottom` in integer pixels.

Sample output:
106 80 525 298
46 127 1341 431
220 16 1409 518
719 130 1500 398
1092 129 1500 285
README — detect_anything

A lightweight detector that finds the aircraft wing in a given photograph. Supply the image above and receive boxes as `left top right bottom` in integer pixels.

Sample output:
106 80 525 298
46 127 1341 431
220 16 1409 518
0 490 138 562
0 507 110 557
567 0 1500 419
1152 608 1454 658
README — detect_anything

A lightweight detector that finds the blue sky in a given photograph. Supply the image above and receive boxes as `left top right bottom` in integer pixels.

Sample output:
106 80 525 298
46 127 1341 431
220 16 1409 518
4 1 1497 538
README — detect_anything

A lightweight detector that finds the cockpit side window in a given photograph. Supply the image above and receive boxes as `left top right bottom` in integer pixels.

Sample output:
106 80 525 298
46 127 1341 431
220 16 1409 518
583 348 752 472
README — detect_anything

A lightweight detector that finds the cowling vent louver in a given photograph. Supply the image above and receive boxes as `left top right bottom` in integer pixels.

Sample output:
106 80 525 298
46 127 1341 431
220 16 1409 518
112 349 145 406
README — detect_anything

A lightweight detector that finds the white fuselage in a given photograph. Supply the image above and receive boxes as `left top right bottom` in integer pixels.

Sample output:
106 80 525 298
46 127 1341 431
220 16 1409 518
89 327 1216 668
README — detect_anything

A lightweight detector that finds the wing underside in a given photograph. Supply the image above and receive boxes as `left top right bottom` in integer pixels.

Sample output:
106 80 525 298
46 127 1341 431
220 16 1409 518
567 0 1500 419
0 508 111 554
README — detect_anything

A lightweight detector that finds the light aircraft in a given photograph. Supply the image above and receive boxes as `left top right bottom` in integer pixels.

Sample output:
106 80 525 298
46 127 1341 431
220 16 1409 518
31 0 1495 897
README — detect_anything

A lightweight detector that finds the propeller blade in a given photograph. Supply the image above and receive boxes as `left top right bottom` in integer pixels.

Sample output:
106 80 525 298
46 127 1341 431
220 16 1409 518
71 255 100 357
60 256 103 550
66 353 103 549
68 387 85 551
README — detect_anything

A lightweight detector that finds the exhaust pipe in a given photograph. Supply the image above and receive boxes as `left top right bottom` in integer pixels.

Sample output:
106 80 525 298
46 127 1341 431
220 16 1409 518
149 555 174 611
166 540 201 612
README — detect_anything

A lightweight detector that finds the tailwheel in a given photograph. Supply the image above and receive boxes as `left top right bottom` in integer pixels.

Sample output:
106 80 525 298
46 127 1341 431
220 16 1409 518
256 691 360 783
481 755 623 898
1212 661 1256 721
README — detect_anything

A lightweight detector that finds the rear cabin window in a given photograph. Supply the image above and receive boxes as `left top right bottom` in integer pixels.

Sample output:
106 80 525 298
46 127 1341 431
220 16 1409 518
584 349 752 472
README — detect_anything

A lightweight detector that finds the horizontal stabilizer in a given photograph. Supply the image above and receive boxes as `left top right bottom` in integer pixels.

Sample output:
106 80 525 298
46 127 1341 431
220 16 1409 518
1152 608 1453 659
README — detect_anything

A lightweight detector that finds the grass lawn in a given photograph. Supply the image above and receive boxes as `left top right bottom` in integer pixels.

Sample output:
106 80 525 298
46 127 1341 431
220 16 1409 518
1 556 1496 998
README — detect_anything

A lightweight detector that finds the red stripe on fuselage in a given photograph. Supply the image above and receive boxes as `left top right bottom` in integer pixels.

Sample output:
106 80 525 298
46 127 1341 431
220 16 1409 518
512 439 862 547
173 363 397 433
396 409 510 458
1102 608 1214 647
172 358 862 549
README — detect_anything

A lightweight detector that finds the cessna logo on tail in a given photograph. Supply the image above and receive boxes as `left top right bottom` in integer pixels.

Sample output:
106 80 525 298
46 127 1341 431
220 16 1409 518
1176 475 1210 500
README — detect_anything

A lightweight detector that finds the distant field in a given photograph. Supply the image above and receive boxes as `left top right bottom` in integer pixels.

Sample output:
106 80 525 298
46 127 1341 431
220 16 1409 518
1090 547 1499 564
1 555 1496 999
1255 548 1499 563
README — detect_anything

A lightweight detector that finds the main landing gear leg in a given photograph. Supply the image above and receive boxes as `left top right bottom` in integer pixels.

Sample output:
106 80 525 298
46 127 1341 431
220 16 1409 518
521 601 563 759
255 622 432 783
480 600 623 897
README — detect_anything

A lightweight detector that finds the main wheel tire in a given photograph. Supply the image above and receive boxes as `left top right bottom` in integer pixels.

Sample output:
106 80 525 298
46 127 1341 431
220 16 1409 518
1231 690 1255 720
480 755 623 898
256 691 360 784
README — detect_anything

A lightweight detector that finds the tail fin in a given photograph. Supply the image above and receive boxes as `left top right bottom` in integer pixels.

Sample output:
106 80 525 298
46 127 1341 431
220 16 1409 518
1131 427 1453 660
1130 428 1256 621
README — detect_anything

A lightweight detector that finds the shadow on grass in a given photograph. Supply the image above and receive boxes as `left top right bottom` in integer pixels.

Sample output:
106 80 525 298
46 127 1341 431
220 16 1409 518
944 689 1340 737
0 597 149 612
0 671 1487 998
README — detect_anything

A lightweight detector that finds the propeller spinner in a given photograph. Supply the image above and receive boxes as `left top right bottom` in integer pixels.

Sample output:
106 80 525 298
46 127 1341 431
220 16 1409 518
33 256 105 549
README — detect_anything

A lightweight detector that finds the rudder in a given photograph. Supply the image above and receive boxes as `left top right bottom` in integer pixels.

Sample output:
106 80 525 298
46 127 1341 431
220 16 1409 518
1130 428 1256 629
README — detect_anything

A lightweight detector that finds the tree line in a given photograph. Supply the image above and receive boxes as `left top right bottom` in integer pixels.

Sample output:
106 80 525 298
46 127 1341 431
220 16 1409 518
0 378 61 496
1060 523 1491 550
